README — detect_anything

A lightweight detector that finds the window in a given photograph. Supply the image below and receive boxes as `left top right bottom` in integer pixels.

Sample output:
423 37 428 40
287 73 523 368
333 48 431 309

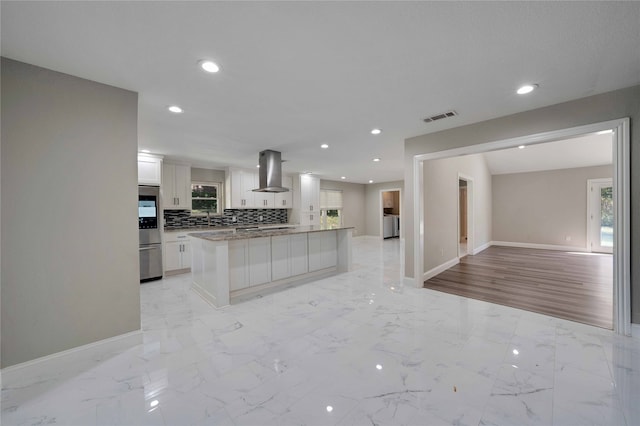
191 182 221 215
320 189 343 228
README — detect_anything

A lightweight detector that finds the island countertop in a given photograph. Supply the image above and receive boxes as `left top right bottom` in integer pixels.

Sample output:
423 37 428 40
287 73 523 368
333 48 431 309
188 225 354 241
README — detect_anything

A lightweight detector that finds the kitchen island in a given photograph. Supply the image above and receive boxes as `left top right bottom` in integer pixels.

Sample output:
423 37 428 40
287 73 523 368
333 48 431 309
189 226 353 307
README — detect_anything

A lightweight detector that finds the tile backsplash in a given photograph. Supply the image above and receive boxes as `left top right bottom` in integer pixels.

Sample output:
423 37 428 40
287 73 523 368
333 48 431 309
164 209 288 230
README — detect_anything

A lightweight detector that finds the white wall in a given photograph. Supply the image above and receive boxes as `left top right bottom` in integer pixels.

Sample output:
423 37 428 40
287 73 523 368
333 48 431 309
403 84 640 322
423 154 492 272
1 58 140 368
320 180 366 236
364 181 404 237
493 165 613 248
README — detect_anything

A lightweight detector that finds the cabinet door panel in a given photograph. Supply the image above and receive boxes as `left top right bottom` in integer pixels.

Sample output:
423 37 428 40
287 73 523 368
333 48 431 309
308 233 323 272
174 164 192 209
180 241 191 269
322 231 337 269
229 241 249 291
275 175 293 208
290 234 308 276
164 241 182 271
162 164 177 208
271 235 290 281
249 237 271 286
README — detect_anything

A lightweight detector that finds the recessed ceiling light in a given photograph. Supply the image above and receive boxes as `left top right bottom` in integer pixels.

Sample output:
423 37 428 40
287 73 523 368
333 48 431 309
199 60 220 73
373 158 381 162
597 129 613 135
341 176 346 180
141 149 150 153
168 105 183 113
321 144 329 149
371 128 382 135
256 164 260 168
516 84 538 95
518 145 526 149
368 180 374 183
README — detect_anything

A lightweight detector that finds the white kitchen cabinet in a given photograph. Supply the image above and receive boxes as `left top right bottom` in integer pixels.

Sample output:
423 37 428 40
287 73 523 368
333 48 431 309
228 237 272 290
271 233 308 281
254 190 274 208
138 154 163 185
249 237 271 286
163 162 191 209
226 168 258 209
229 240 249 291
299 174 320 226
308 230 337 272
164 232 191 273
300 174 320 212
274 175 294 208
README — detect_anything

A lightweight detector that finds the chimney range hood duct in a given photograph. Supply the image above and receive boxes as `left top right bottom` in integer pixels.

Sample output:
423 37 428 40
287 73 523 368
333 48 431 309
253 149 289 193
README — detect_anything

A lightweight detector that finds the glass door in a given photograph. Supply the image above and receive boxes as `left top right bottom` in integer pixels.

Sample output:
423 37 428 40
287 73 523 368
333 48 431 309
588 178 613 254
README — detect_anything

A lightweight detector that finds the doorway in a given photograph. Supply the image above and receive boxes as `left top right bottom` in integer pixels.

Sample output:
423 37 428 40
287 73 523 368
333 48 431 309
458 176 472 257
381 189 401 239
412 118 631 335
588 178 614 254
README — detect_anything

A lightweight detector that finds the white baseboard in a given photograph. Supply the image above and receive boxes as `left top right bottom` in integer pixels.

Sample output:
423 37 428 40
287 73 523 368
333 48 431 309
1 329 142 382
403 276 416 288
491 241 589 252
472 242 492 255
423 257 460 281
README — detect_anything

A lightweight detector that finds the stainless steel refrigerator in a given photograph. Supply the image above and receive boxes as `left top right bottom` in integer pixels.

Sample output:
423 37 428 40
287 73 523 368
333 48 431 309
139 185 163 281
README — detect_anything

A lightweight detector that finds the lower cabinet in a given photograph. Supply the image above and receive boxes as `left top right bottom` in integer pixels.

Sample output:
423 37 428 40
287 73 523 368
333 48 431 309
229 237 272 291
272 234 308 281
164 232 191 273
308 230 337 272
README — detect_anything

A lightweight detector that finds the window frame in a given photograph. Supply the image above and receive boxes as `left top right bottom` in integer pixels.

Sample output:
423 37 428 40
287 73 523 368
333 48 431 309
191 181 222 216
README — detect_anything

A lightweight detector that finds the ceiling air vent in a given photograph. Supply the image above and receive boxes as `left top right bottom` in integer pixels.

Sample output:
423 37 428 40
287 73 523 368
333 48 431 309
423 110 457 123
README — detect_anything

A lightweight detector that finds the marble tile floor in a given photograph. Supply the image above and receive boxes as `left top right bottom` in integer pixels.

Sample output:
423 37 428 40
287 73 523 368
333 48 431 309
2 236 639 426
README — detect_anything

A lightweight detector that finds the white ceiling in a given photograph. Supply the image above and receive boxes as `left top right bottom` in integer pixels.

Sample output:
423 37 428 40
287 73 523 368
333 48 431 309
484 132 613 175
2 2 639 183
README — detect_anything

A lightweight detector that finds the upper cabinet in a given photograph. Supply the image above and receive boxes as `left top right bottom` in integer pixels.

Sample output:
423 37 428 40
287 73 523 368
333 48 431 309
138 154 163 185
275 175 294 208
226 168 256 209
298 174 320 226
226 168 294 209
162 162 191 209
383 191 394 208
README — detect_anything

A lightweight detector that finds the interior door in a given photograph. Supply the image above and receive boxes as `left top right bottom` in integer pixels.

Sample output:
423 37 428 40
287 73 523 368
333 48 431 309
588 178 613 254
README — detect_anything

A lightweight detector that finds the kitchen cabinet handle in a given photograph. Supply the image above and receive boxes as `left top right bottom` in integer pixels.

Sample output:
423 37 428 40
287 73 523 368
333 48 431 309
282 200 286 206
310 205 313 211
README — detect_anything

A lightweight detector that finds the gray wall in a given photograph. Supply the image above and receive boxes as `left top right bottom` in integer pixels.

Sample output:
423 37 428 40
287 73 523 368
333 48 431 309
1 58 140 367
364 181 404 237
493 165 613 248
320 180 366 236
404 84 640 323
191 167 225 183
423 154 492 271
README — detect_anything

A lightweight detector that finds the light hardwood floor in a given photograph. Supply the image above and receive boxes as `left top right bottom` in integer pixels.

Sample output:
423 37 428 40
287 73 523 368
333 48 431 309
424 246 613 329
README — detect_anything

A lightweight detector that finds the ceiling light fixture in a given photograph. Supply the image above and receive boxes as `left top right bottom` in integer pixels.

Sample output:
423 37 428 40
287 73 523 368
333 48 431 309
199 60 220 73
321 144 329 149
256 164 260 168
369 180 374 183
341 176 346 180
168 105 183 113
518 145 526 149
371 128 382 135
373 158 380 162
516 84 538 95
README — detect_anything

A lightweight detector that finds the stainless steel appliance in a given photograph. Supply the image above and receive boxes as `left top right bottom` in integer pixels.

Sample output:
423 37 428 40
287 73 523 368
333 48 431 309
139 185 163 282
383 215 400 239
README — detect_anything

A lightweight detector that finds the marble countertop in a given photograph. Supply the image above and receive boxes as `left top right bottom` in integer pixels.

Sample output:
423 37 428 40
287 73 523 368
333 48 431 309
164 223 292 233
188 225 354 241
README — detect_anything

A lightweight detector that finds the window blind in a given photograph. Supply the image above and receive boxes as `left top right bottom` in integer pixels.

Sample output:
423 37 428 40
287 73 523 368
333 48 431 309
320 189 343 209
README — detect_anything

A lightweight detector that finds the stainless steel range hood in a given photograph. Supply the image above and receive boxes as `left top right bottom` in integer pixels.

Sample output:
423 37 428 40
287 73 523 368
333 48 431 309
253 149 289 193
